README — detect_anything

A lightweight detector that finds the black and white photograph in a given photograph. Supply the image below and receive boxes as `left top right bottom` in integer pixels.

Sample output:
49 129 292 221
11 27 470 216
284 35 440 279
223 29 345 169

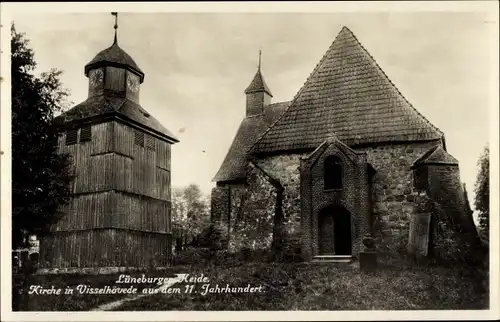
1 1 498 321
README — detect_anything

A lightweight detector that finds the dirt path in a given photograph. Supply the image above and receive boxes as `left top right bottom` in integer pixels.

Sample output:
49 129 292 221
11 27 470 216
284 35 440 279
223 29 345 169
90 274 184 311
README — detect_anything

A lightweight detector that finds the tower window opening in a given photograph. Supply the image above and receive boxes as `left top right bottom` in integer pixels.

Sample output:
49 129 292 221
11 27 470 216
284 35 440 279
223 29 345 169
80 125 92 143
145 134 155 151
65 129 78 146
134 130 144 147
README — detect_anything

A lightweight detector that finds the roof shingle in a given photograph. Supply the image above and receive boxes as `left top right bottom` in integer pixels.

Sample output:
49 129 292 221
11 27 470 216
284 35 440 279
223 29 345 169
250 26 443 155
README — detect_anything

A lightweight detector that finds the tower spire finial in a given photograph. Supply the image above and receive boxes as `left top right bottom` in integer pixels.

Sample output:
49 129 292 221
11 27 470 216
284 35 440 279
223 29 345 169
258 49 262 70
111 12 118 44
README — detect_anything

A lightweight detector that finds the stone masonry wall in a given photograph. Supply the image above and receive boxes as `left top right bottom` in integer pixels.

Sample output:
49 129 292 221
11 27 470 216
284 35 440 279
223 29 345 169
227 164 278 251
256 154 306 243
427 164 478 239
210 140 452 257
210 164 279 252
211 185 230 226
360 140 442 250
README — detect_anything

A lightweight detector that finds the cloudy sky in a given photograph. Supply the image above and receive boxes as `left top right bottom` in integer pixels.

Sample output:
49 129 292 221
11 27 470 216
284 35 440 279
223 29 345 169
4 3 497 210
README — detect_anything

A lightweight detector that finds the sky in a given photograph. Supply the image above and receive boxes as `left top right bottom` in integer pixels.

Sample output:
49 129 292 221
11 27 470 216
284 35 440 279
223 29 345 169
5 6 497 212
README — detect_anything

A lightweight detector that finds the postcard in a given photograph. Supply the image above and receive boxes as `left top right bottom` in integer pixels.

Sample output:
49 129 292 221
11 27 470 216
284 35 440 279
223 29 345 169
1 1 498 321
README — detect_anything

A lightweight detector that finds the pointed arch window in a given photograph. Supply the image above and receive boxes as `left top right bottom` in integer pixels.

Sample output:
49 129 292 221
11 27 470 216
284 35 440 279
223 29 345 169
324 156 343 190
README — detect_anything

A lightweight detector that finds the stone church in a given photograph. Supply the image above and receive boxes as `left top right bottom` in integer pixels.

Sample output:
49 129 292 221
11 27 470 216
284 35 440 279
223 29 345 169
211 26 474 261
39 15 178 273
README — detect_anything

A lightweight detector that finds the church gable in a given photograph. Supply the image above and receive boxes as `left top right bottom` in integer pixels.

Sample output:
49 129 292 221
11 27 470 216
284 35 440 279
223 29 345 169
304 138 367 170
250 26 443 155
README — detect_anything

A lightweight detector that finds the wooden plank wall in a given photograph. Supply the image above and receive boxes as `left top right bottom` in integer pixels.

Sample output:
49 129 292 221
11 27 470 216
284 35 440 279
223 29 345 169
39 229 172 268
91 122 114 155
105 66 125 92
57 121 172 198
52 191 114 231
50 121 173 267
53 191 169 233
114 121 172 201
113 192 169 232
156 139 171 171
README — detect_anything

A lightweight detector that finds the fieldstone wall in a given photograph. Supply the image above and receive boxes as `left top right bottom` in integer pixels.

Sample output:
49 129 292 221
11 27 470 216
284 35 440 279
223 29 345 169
256 154 306 241
211 186 230 225
411 190 473 260
426 164 478 241
210 139 472 259
210 164 279 252
360 141 442 250
227 164 278 251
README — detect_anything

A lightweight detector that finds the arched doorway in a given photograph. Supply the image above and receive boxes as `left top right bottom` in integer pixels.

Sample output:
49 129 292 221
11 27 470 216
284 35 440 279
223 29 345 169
318 205 352 255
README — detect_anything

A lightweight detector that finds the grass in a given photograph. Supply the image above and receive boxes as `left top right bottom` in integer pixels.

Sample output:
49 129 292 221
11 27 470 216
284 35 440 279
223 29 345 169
16 255 489 311
116 257 488 311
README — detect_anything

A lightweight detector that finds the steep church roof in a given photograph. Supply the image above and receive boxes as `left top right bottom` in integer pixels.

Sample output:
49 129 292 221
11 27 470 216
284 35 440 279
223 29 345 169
213 101 289 182
250 26 443 155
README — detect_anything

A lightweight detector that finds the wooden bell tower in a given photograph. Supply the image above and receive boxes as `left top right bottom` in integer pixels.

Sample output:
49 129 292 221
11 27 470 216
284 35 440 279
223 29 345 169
39 13 179 273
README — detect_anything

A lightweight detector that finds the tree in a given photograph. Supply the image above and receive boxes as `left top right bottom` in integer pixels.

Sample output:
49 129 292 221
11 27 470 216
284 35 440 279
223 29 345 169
11 24 74 248
171 184 210 251
474 145 489 240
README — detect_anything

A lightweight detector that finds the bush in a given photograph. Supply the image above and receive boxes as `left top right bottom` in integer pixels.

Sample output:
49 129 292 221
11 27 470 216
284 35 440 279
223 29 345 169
273 238 303 263
190 222 228 251
208 248 274 267
173 247 211 266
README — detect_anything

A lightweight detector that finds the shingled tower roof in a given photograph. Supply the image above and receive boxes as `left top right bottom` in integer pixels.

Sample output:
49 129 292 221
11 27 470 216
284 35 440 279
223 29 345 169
250 26 443 155
84 41 145 83
245 51 273 96
244 68 273 97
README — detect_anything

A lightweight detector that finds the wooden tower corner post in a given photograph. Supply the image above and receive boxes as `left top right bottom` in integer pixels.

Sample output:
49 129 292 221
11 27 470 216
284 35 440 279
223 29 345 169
38 13 180 274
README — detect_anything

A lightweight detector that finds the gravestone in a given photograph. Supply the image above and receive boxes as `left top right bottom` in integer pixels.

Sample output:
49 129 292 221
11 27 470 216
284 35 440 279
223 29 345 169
359 234 377 273
407 212 431 256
